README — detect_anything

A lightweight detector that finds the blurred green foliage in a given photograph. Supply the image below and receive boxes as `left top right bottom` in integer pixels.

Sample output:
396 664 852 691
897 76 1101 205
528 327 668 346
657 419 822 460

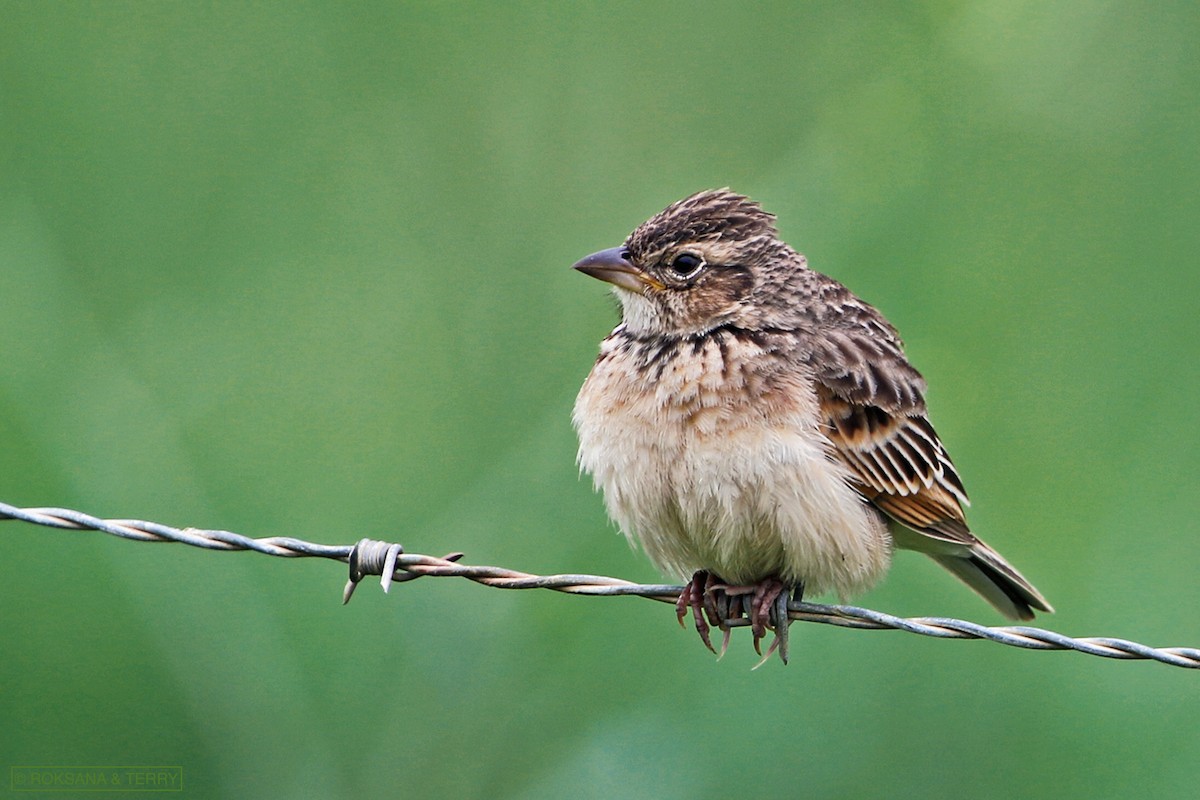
2 2 1198 798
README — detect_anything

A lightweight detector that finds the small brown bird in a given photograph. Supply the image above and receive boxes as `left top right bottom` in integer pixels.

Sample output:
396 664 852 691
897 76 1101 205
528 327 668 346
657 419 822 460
572 189 1051 662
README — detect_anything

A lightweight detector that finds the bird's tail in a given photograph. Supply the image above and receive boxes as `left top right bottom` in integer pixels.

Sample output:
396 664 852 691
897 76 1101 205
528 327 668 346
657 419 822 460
930 541 1054 621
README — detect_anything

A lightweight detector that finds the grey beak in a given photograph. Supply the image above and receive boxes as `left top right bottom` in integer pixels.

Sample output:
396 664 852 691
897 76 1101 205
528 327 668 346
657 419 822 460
573 247 662 294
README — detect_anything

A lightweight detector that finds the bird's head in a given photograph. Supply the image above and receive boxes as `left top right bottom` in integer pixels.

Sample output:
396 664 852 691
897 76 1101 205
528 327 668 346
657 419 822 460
573 189 791 336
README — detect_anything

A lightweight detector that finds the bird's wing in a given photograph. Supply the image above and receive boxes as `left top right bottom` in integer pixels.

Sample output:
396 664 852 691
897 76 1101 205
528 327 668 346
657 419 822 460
806 322 976 546
804 311 1053 619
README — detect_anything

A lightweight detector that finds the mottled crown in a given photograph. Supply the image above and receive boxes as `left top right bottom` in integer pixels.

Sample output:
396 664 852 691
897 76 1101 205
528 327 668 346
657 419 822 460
625 189 779 262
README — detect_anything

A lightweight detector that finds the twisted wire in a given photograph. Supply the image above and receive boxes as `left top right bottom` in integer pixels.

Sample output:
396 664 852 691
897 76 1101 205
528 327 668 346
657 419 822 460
2 501 1197 669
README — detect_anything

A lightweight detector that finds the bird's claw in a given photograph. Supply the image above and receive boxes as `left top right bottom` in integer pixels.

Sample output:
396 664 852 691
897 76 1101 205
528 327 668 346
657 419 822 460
751 585 793 668
676 571 724 654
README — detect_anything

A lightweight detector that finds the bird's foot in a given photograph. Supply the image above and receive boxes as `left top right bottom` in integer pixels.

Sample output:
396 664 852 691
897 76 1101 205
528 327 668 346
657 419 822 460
677 573 799 664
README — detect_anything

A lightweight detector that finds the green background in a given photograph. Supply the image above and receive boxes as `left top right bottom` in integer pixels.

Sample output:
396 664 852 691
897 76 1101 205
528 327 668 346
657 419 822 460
2 2 1197 797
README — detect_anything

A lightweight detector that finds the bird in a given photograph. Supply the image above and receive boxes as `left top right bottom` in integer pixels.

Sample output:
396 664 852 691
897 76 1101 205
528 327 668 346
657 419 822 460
571 189 1052 663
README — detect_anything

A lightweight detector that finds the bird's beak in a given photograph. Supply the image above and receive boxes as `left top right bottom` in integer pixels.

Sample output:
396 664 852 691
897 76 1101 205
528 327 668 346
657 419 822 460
572 247 664 294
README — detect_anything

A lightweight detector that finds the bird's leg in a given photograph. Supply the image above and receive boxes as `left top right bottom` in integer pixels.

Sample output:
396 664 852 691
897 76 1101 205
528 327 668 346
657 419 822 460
676 570 723 654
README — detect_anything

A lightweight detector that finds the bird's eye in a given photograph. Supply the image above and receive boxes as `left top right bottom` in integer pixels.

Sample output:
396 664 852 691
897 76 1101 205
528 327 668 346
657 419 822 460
668 252 704 278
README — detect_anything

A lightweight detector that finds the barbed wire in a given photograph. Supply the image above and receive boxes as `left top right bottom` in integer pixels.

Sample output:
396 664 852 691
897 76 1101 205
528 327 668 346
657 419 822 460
2 500 1197 669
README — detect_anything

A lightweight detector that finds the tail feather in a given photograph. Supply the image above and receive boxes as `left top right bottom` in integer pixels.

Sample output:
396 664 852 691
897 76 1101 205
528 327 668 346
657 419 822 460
931 542 1053 621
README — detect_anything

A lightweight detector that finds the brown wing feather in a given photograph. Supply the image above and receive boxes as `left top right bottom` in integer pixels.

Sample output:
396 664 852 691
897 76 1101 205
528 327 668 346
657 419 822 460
822 392 975 545
807 317 974 546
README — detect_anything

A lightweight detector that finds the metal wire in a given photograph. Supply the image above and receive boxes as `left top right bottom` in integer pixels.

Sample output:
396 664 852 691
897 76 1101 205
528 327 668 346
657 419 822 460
2 500 1197 669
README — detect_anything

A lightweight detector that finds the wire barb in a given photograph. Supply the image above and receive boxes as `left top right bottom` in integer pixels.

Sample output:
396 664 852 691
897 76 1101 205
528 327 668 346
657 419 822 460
343 538 466 603
2 502 1198 669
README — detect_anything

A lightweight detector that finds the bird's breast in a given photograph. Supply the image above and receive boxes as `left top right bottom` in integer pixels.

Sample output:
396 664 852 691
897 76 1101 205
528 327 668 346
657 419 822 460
573 328 891 596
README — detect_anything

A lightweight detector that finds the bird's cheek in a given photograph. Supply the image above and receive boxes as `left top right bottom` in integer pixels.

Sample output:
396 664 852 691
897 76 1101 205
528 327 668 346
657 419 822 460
685 285 743 325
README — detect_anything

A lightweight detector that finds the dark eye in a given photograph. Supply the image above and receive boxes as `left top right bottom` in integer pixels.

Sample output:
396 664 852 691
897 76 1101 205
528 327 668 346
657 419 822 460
668 252 704 278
